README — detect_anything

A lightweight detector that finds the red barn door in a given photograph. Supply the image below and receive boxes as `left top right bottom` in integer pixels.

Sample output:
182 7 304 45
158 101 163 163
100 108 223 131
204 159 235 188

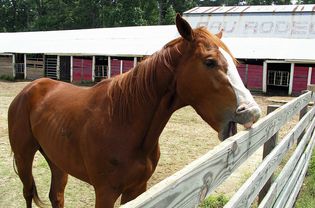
311 67 315 84
111 59 121 77
247 64 263 91
237 64 247 86
73 57 92 82
122 60 134 73
110 59 134 77
293 65 308 95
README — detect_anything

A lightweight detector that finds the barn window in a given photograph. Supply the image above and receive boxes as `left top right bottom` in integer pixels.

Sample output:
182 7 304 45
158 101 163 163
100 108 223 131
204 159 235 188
267 70 290 87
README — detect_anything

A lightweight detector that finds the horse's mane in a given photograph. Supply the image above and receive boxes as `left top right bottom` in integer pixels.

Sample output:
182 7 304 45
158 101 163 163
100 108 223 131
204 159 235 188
105 43 178 122
104 27 237 122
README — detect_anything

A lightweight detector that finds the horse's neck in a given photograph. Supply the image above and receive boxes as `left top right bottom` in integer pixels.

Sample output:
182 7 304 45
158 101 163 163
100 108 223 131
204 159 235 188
95 42 186 155
121 42 184 106
141 87 184 155
139 44 187 155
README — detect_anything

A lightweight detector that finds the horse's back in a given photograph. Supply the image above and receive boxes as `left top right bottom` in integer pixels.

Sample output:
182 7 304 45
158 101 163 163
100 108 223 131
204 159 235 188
8 78 82 139
9 77 88 112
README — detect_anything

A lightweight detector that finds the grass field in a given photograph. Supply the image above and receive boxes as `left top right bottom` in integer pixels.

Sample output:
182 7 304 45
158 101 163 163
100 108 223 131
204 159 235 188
0 80 304 207
295 149 315 208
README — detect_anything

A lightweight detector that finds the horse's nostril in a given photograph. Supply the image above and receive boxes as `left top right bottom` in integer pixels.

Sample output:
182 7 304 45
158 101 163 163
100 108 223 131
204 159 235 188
236 105 247 114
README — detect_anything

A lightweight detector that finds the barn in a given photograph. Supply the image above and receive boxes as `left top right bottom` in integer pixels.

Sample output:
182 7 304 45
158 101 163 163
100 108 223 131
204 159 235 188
0 26 178 83
0 4 315 95
183 4 315 95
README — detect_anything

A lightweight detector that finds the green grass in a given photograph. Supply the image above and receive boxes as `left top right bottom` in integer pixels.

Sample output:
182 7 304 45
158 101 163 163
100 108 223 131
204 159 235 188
199 195 229 208
295 149 315 208
0 75 14 81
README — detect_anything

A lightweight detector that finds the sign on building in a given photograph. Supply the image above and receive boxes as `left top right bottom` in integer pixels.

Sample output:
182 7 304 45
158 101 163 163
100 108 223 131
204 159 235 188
183 5 315 39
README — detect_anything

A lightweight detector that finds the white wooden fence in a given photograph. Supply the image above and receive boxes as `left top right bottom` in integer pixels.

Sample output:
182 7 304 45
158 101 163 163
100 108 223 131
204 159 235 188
122 86 315 208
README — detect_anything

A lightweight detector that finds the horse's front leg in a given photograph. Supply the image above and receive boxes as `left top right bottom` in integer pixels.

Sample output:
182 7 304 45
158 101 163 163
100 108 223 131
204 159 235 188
40 150 68 208
94 185 120 208
48 168 68 208
120 145 160 204
120 182 147 204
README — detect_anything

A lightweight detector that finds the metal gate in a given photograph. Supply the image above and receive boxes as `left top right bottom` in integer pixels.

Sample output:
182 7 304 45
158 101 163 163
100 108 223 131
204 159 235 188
45 55 57 79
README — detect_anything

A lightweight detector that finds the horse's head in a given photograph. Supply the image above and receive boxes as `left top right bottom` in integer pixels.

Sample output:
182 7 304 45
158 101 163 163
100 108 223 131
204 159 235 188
174 14 261 140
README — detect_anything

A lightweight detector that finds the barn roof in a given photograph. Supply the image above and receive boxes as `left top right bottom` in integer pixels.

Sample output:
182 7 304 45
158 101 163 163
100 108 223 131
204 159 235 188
184 4 315 14
223 37 315 62
0 25 179 56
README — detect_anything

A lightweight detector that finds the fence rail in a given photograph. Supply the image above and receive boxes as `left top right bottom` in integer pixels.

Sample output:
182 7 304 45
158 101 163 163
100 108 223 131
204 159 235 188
122 87 315 208
226 106 315 208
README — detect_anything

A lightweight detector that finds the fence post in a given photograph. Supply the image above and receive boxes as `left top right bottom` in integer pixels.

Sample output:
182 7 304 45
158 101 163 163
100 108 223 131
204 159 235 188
297 90 309 144
258 104 280 204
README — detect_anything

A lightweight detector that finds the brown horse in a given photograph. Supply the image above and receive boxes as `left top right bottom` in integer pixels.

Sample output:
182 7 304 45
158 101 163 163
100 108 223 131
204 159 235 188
8 15 260 208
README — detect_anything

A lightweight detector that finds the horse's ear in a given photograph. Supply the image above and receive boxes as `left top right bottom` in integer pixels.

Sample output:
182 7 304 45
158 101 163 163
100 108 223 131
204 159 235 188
176 13 194 41
216 29 223 39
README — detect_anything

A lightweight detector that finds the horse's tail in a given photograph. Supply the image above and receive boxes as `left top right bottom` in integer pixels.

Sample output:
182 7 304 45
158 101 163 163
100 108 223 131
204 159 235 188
31 180 45 208
12 153 45 208
12 152 18 175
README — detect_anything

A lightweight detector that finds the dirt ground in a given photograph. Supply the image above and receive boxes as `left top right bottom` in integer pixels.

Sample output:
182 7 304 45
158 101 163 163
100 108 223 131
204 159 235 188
0 81 298 207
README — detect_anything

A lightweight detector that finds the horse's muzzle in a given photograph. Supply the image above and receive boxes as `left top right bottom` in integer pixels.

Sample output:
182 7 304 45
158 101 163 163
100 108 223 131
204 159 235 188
234 102 261 128
219 102 261 141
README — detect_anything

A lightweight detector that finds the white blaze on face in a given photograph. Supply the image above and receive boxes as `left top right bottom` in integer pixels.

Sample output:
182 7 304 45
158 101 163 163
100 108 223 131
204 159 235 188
219 48 261 127
219 48 255 105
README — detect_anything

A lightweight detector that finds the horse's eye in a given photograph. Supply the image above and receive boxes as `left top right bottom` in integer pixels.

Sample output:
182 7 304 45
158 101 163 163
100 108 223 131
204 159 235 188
204 58 216 68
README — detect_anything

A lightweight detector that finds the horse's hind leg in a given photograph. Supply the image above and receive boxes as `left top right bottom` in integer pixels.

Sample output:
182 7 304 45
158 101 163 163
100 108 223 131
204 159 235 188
13 145 41 208
9 103 43 207
40 151 68 208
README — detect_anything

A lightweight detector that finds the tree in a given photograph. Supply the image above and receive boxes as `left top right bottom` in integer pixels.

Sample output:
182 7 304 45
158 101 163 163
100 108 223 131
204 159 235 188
0 0 30 32
171 0 197 13
30 0 77 30
243 0 273 5
274 0 292 4
164 5 176 24
72 0 101 29
101 0 148 27
141 0 159 25
2 0 311 32
296 0 315 3
118 0 147 26
157 0 197 24
0 0 10 31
